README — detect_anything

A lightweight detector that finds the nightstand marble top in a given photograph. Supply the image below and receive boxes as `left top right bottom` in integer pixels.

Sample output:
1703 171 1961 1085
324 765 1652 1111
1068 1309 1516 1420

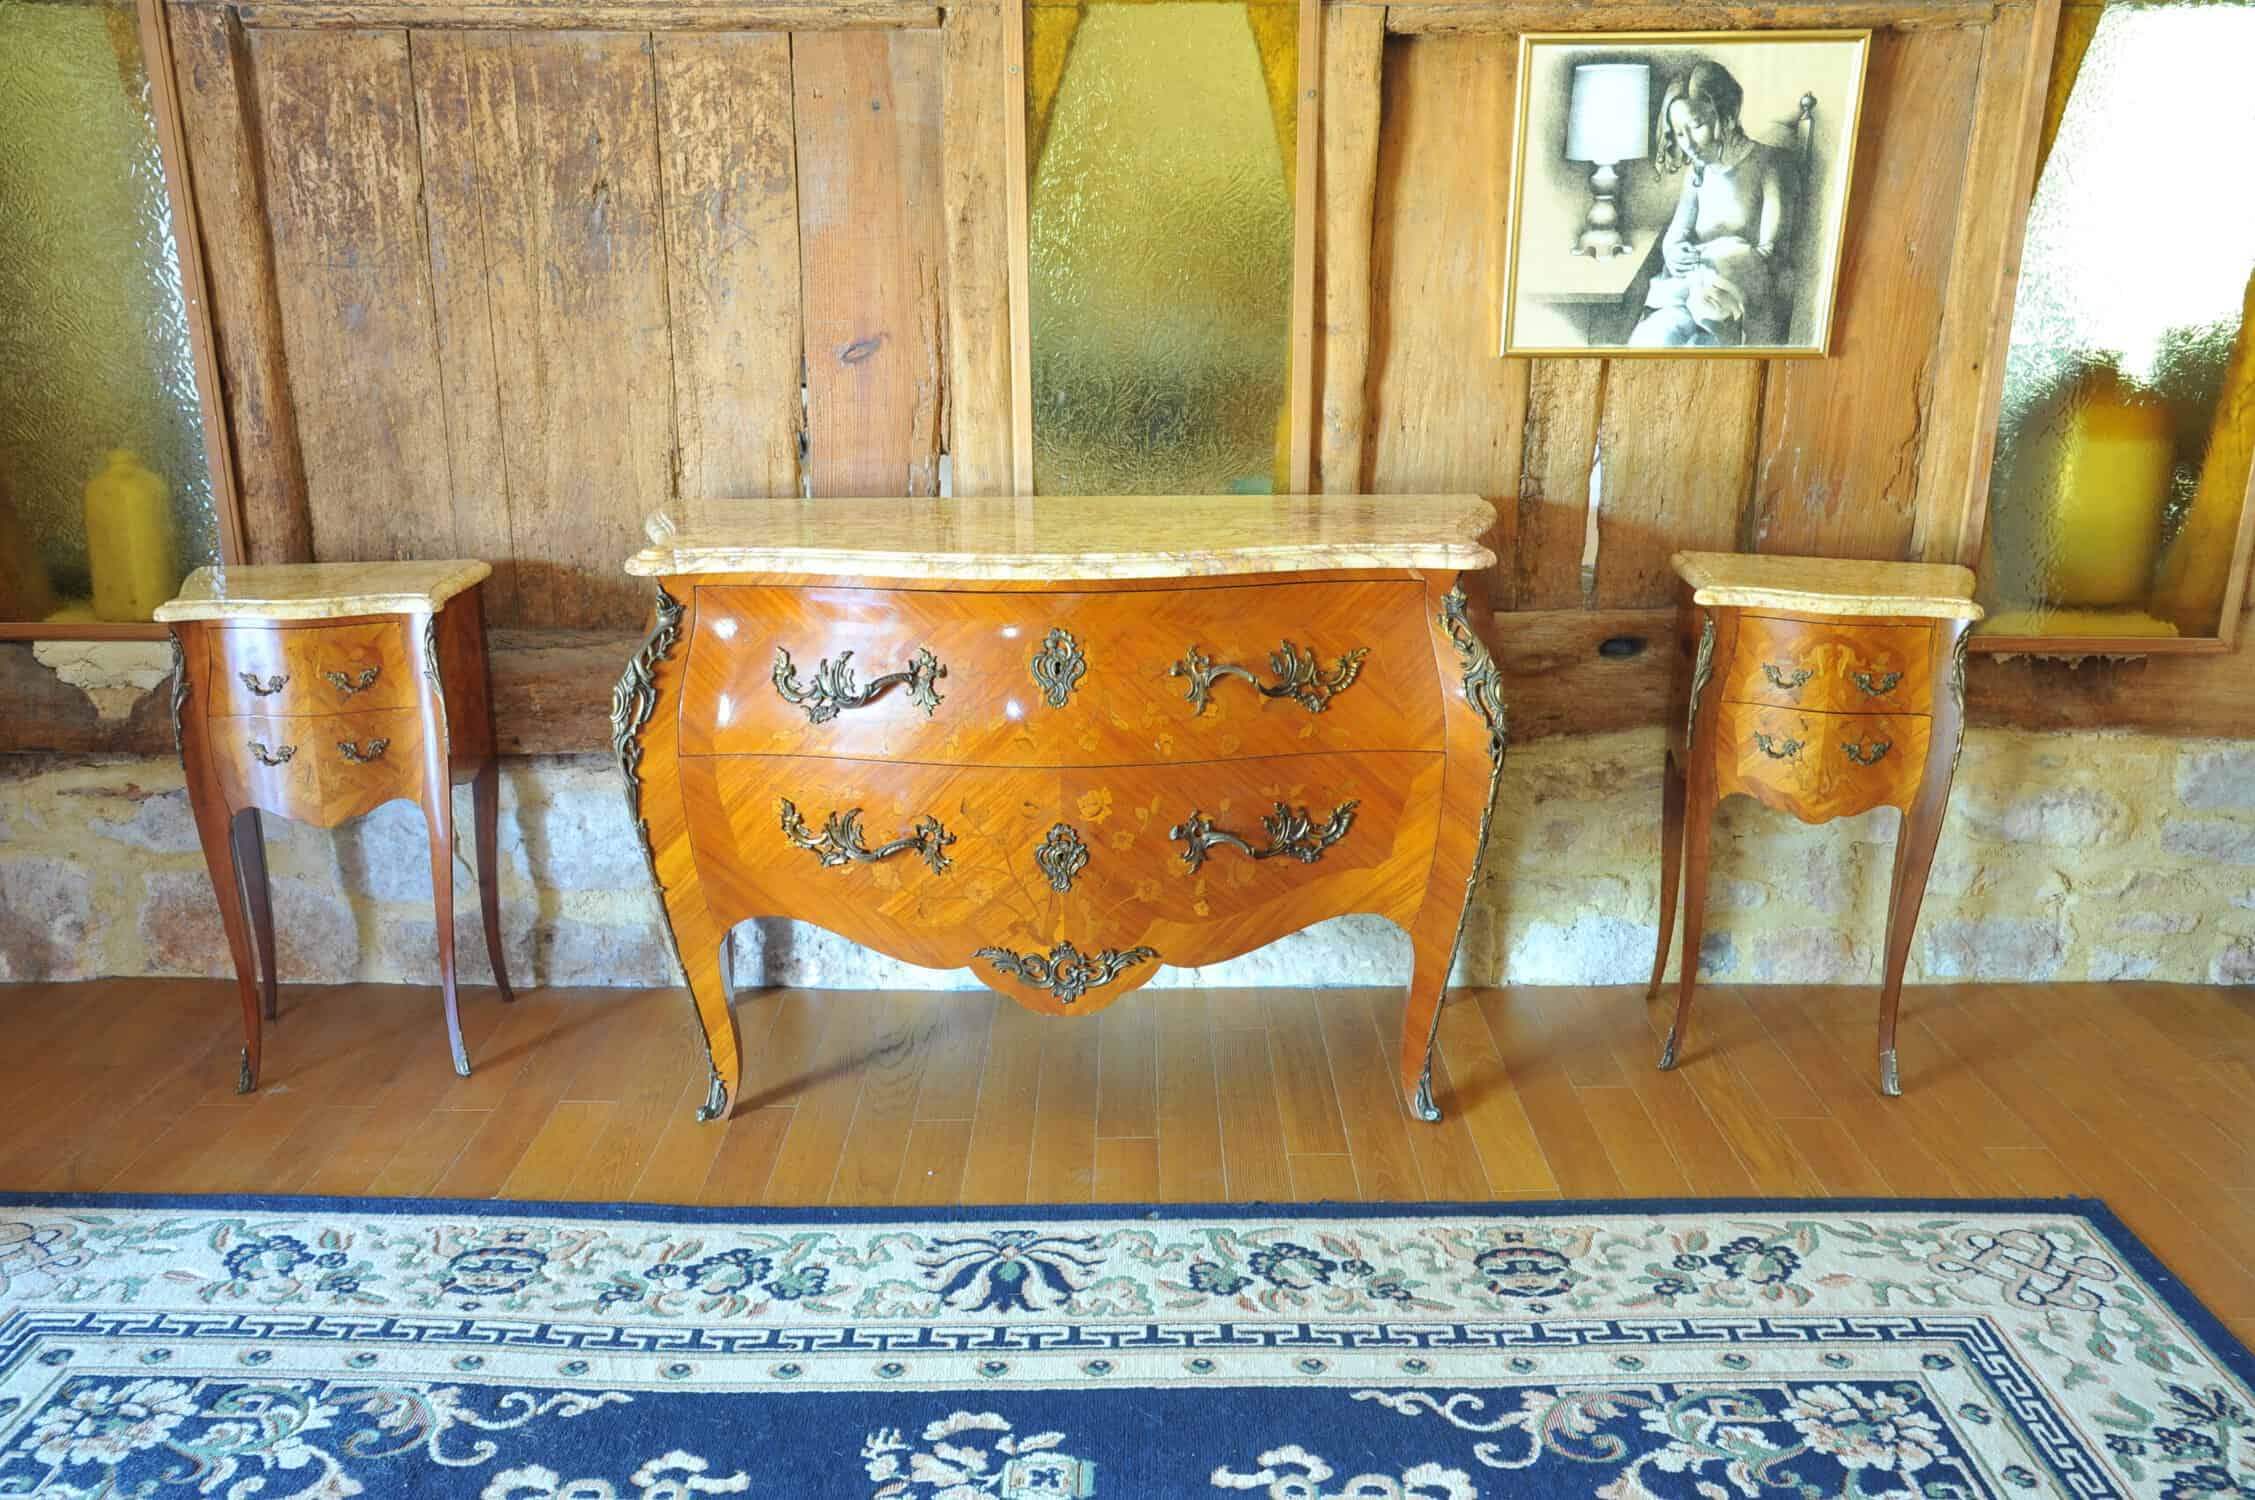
626 495 1499 579
1672 551 1985 621
155 560 492 623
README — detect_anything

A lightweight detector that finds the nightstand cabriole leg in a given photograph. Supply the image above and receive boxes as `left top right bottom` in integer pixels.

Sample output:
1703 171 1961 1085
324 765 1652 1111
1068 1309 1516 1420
474 760 515 1003
1662 748 1719 1073
230 809 279 1024
1647 747 1687 1002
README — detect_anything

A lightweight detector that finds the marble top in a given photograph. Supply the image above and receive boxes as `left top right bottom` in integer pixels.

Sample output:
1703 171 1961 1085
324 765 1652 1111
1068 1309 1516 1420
1672 551 1984 621
625 495 1499 580
155 560 492 623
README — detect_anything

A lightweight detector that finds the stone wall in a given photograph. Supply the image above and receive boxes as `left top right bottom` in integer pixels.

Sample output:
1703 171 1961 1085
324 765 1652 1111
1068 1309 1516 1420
4 727 2252 989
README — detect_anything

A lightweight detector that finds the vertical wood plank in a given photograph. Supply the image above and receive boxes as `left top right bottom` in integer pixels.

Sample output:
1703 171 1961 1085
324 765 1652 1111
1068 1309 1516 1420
1286 0 1320 493
168 5 310 563
1363 33 1520 601
1516 360 1602 610
1910 0 2059 566
1002 0 1033 494
1154 991 1227 1202
248 28 453 571
1594 363 1764 607
940 2 1015 495
410 31 676 629
1314 2 1384 496
793 29 944 497
1748 25 1983 560
655 32 804 501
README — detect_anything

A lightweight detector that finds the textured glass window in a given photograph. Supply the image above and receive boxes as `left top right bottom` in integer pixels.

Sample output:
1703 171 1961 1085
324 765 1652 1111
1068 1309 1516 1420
1978 1 2255 644
1025 0 1297 497
0 0 216 624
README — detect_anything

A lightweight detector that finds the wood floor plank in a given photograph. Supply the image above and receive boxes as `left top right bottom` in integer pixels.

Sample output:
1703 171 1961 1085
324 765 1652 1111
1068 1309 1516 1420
629 1077 735 1206
911 992 994 1123
1577 1085 1691 1198
1742 988 1965 1197
1637 994 1824 1196
430 997 620 1199
1372 991 1490 1201
1985 1145 2086 1197
1478 991 1622 1197
1315 989 1424 1201
1261 988 1349 1156
1154 991 1227 1204
571 1009 715 1203
1779 1118 1891 1197
1288 1152 1359 1203
894 1120 974 1206
367 1109 491 1198
1026 1014 1100 1203
764 990 883 1204
699 1107 794 1206
499 1099 619 1200
1096 1003 1158 1141
1212 1024 1291 1204
829 997 942 1205
1689 990 1829 1118
1094 1137 1159 1202
959 1001 1046 1205
1431 996 1556 1195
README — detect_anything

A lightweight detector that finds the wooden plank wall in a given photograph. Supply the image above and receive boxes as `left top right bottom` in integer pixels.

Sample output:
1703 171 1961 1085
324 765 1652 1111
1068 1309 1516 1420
132 0 2243 745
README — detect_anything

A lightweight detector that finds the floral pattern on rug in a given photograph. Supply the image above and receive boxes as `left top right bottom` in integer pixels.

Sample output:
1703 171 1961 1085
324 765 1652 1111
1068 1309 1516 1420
0 1199 2248 1497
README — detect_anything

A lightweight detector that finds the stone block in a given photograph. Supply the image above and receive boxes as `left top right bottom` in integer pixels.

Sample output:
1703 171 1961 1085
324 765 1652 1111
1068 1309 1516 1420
2179 747 2255 812
0 855 96 981
379 906 539 989
519 766 647 894
2112 909 2200 936
2216 939 2255 986
1750 926 1865 984
137 870 359 981
2161 818 2255 867
1920 916 2067 981
1501 915 1654 985
2088 948 2161 982
1697 928 1736 978
533 916 681 987
1707 877 1768 912
1959 786 2131 848
332 799 440 903
90 785 202 856
1789 841 1859 916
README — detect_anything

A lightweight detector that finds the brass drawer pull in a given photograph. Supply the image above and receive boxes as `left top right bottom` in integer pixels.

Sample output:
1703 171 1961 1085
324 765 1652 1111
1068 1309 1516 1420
1842 736 1892 766
247 738 296 766
1752 730 1804 760
778 798 955 874
239 672 288 697
1029 627 1086 708
1168 799 1359 872
1760 662 1812 691
1853 669 1902 697
975 939 1158 1005
1169 640 1370 715
337 738 391 763
772 646 945 723
322 665 381 699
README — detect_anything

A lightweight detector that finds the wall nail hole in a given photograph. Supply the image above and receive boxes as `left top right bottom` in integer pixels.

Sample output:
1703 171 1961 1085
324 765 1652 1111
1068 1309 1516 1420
1598 636 1647 659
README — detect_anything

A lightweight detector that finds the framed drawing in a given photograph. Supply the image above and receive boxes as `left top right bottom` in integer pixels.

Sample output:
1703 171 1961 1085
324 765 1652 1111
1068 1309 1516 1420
1500 30 1870 358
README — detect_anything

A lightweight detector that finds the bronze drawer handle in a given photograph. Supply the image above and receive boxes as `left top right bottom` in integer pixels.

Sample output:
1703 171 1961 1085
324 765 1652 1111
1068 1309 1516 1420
1752 730 1804 760
323 665 381 699
1029 627 1086 708
247 738 296 765
778 798 955 874
337 738 390 763
772 646 945 723
1852 669 1902 697
1169 640 1370 715
1760 662 1812 691
1842 736 1892 766
239 672 288 697
1168 800 1359 872
975 939 1158 1005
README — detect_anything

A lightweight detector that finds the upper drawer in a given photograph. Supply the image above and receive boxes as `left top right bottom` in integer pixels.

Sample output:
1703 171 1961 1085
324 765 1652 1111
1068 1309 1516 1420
678 581 1445 765
208 621 416 717
1718 614 1935 716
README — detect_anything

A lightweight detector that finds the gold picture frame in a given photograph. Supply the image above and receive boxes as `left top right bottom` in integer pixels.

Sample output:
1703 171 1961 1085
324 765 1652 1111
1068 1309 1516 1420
1499 29 1871 359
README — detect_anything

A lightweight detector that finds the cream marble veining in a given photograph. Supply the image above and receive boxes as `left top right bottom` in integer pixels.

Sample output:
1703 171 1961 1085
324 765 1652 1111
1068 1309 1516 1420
626 495 1499 579
1673 550 1985 620
155 561 493 623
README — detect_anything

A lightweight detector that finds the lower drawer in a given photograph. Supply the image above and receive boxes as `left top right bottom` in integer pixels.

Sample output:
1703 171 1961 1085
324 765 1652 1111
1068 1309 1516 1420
678 750 1445 1012
212 709 423 826
1712 701 1929 823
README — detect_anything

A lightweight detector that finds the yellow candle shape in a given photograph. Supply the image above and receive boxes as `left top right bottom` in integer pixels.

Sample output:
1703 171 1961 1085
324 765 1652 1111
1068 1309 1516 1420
2151 265 2255 636
83 449 176 622
2027 367 2175 608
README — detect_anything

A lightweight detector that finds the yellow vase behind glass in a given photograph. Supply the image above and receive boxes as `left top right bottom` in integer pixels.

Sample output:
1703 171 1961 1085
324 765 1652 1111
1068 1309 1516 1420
84 449 177 622
2024 367 2175 608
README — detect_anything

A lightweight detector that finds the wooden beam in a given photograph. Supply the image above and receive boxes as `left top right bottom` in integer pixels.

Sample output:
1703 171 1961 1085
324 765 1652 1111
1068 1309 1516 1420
1002 0 1034 495
1286 0 1321 493
1381 1 1997 34
940 1 1016 496
1912 0 2059 567
1314 3 1383 495
223 0 940 28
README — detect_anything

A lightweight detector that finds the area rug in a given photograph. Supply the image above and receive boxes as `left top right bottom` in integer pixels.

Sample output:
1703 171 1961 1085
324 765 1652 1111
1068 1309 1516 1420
1 1196 2250 1499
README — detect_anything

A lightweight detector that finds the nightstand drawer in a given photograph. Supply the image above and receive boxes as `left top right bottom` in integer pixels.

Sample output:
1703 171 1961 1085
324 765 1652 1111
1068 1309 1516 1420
211 709 422 826
209 621 416 717
1713 701 1929 823
676 580 1443 765
1720 615 1933 716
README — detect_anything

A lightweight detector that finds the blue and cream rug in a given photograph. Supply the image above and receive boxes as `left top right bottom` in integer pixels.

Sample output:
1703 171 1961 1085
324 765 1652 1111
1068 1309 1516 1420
1 1195 2249 1498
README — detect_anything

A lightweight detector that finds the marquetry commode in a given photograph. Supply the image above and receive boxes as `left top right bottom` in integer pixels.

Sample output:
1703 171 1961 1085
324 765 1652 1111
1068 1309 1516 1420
158 561 515 1093
1647 551 1984 1097
614 495 1504 1124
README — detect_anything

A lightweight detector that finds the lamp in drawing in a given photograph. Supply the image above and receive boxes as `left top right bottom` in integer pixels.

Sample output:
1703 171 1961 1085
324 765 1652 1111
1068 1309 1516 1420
1564 61 1651 258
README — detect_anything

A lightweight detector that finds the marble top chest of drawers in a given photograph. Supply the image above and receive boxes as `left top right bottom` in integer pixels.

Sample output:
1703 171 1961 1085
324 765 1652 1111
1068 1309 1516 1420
612 495 1503 1124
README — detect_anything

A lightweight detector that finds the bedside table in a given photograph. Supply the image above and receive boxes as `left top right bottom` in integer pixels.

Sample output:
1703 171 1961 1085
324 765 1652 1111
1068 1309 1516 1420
157 561 515 1092
1648 551 1984 1096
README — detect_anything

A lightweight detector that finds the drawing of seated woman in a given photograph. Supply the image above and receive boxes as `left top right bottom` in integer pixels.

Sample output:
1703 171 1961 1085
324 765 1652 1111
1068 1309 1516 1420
1629 60 1793 348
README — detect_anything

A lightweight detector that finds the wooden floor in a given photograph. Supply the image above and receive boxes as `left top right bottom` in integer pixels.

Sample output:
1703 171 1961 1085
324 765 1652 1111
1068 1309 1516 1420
6 977 2254 1338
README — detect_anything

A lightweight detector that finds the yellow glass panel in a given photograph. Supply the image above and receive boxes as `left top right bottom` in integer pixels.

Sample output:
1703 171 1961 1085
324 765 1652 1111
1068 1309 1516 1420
0 0 217 624
1025 0 1297 497
1979 0 2255 643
